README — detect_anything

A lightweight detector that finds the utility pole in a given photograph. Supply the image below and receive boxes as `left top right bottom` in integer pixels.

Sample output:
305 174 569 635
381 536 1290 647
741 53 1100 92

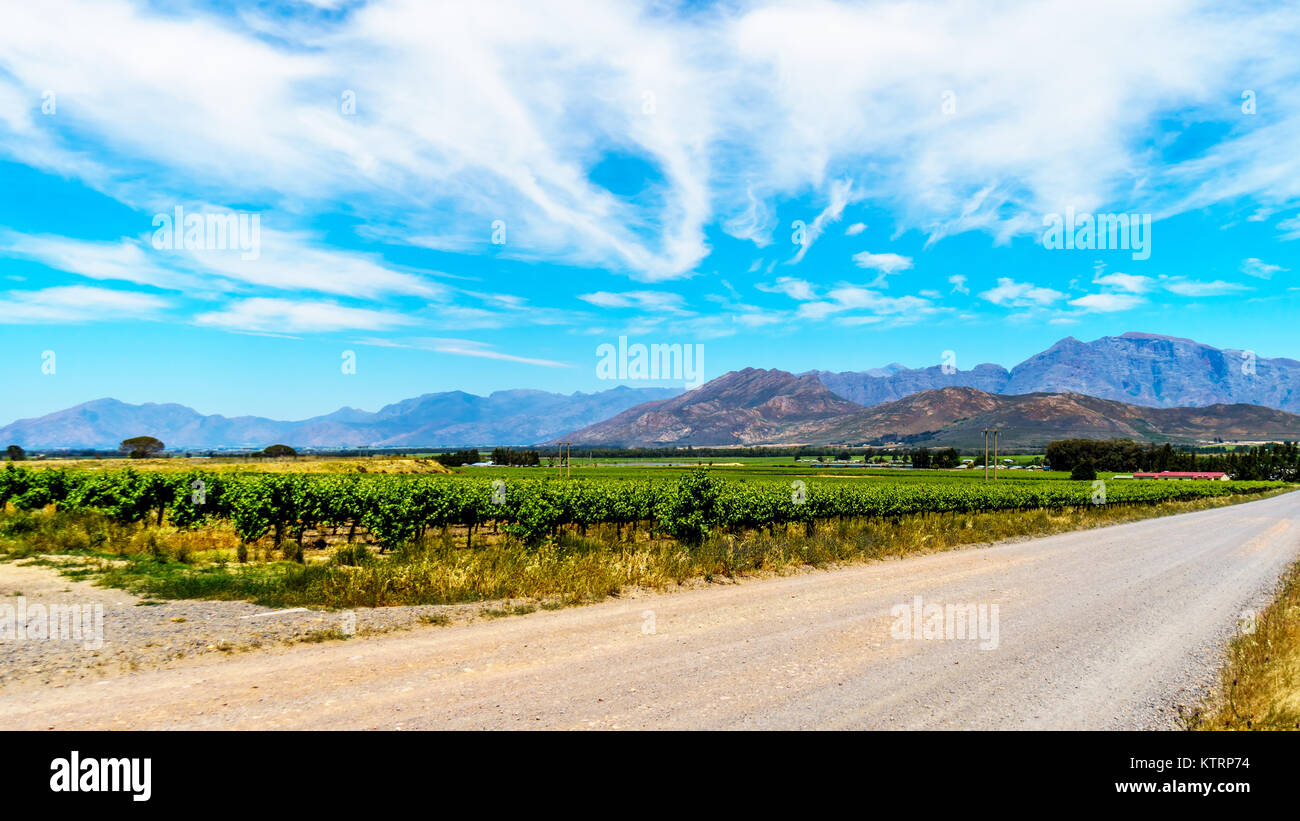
982 429 991 480
557 441 571 478
993 429 999 481
981 428 1000 481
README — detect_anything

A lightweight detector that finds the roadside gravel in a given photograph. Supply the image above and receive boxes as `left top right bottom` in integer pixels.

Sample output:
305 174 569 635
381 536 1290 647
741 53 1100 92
2 491 1297 729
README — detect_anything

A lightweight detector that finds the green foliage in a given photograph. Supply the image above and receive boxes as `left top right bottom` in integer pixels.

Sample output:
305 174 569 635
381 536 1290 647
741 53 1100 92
261 444 297 458
0 466 1286 555
1070 460 1098 481
1046 438 1300 480
435 449 481 467
654 469 721 544
491 447 540 467
5 445 23 461
120 436 164 458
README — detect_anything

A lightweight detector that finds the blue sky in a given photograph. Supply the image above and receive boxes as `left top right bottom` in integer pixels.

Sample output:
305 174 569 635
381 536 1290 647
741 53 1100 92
2 0 1300 423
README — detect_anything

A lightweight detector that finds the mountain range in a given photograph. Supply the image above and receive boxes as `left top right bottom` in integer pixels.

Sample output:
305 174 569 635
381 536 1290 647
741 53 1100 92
563 373 1300 449
811 332 1299 412
0 387 682 450
2 332 1297 449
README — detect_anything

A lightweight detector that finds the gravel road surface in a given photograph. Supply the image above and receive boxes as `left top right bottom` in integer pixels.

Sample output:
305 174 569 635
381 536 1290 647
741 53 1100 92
2 491 1297 730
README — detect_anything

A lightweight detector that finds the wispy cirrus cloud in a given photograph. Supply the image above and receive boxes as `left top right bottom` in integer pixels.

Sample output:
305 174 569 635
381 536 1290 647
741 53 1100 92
1093 272 1156 294
356 336 571 368
1161 279 1251 297
1240 257 1288 279
756 276 818 301
788 178 853 264
1 285 170 324
0 228 445 300
3 0 1300 289
194 298 416 334
577 290 692 315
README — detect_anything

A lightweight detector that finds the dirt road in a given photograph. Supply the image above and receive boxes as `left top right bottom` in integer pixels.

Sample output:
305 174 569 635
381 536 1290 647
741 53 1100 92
3 492 1297 730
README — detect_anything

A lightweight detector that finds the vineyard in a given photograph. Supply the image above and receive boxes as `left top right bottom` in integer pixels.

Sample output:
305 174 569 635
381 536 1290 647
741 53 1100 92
0 464 1287 555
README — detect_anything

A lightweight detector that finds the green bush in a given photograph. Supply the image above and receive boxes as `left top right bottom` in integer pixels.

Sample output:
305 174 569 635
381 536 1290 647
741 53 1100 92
1070 460 1098 481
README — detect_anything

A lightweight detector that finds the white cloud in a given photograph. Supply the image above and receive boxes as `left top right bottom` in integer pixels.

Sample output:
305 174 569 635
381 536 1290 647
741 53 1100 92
194 298 416 333
1 0 1299 291
723 186 774 248
359 337 570 368
423 341 570 368
948 274 969 294
1069 293 1144 312
1161 279 1251 297
577 290 691 314
756 276 817 301
826 286 932 315
0 285 170 323
1240 257 1288 279
851 250 914 288
851 251 914 274
1093 272 1156 293
790 286 939 327
789 178 853 264
355 335 569 367
979 277 1064 308
0 228 444 300
845 222 866 236
1278 215 1300 241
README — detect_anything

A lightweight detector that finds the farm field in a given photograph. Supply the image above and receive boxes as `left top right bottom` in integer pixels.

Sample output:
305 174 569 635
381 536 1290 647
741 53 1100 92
11 455 453 475
1 463 1279 547
0 462 1291 610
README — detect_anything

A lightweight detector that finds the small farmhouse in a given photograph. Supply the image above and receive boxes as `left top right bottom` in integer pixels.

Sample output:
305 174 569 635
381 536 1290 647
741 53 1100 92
1130 471 1230 481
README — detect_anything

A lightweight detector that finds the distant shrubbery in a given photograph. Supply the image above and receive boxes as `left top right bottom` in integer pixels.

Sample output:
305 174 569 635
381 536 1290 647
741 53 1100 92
910 447 961 469
1046 439 1300 480
491 448 541 467
434 449 482 467
1069 460 1098 481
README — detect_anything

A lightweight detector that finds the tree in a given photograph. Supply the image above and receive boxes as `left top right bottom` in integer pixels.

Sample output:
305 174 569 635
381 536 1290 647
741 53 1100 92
262 444 297 458
1070 459 1098 481
120 436 164 459
5 445 24 461
931 448 960 469
436 449 482 468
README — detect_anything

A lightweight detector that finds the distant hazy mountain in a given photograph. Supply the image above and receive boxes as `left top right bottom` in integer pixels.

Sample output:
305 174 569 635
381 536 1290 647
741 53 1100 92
564 375 1300 449
7 331 1297 450
1001 332 1300 411
561 368 861 447
812 333 1300 412
0 386 683 450
811 362 1011 406
790 386 1300 449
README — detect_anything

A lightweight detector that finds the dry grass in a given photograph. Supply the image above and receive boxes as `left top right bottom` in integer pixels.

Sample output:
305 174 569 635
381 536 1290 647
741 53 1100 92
16 456 452 474
1188 558 1300 731
6 488 1286 610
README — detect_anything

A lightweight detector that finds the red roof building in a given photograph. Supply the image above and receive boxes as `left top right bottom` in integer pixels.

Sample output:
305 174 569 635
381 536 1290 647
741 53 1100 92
1131 471 1229 481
